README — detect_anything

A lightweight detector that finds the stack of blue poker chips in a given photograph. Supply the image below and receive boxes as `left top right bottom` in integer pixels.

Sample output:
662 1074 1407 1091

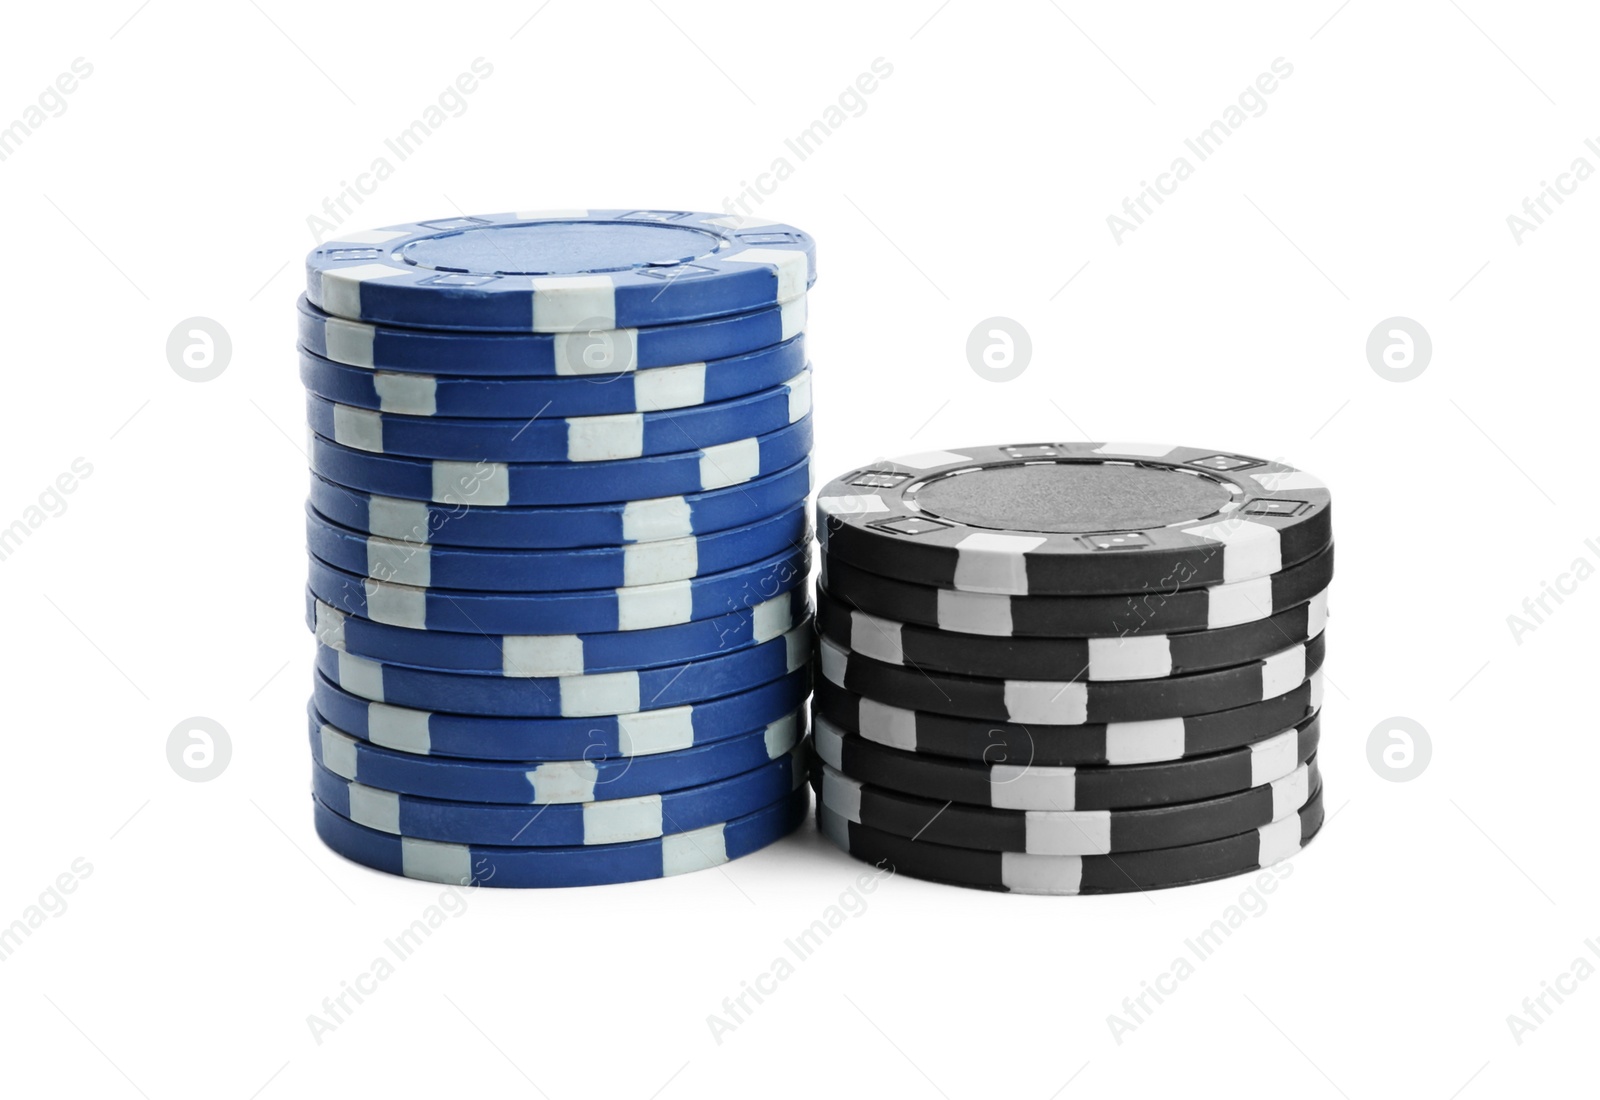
298 210 818 888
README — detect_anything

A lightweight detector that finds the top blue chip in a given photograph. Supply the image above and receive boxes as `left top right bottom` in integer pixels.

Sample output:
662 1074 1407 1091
305 210 816 332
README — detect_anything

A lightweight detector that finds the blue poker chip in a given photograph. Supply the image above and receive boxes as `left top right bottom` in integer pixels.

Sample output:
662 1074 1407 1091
303 368 810 464
297 294 805 376
308 544 809 633
308 416 812 506
309 587 811 675
314 622 810 717
299 338 807 420
308 460 810 550
304 210 815 333
313 784 810 887
310 740 807 847
312 667 810 761
309 703 803 802
304 502 807 591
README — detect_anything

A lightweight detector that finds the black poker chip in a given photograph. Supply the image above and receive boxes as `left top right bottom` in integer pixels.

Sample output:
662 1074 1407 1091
816 443 1332 596
818 632 1326 725
815 586 1326 681
820 541 1334 639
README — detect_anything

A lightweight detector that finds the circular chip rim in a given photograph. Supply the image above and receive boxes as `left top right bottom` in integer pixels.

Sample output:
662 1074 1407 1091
817 443 1331 596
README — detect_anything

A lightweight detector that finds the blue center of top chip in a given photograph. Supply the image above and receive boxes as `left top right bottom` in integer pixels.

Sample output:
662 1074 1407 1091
399 221 724 277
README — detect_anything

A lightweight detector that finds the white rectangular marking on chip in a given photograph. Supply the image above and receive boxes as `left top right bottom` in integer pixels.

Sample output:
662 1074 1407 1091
336 652 386 702
953 532 1048 593
582 795 663 845
821 769 864 821
699 437 760 489
319 724 359 778
1249 728 1300 787
367 539 430 587
723 248 809 300
1259 644 1308 700
1309 671 1324 708
1093 443 1178 458
567 414 644 462
780 295 806 338
1001 853 1084 894
502 634 585 678
857 698 919 750
322 316 376 367
1257 814 1304 865
618 706 695 755
785 372 812 422
1087 635 1173 680
399 837 474 885
363 579 427 629
1026 810 1112 855
433 461 510 507
847 610 904 665
661 823 730 875
1307 590 1329 637
766 712 801 756
367 496 431 543
616 581 692 630
366 702 433 754
332 403 384 452
1250 469 1325 493
530 275 616 332
552 329 639 376
1271 765 1312 819
817 804 849 847
559 671 640 717
319 263 409 319
512 209 591 219
622 537 697 587
818 637 849 686
527 761 599 803
1182 519 1282 582
751 592 792 643
990 765 1077 811
1104 718 1187 764
372 372 437 416
621 496 693 541
811 718 845 768
890 450 971 469
937 589 1014 636
784 629 809 671
313 600 346 650
818 493 889 519
1205 574 1273 628
634 362 706 410
347 783 401 833
1003 680 1088 724
333 228 411 246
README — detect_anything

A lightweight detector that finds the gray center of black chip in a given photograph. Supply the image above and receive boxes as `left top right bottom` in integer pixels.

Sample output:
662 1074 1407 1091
913 462 1231 534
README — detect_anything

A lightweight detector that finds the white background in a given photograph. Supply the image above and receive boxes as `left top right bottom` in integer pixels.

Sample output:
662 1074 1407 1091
1 1 1594 1096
